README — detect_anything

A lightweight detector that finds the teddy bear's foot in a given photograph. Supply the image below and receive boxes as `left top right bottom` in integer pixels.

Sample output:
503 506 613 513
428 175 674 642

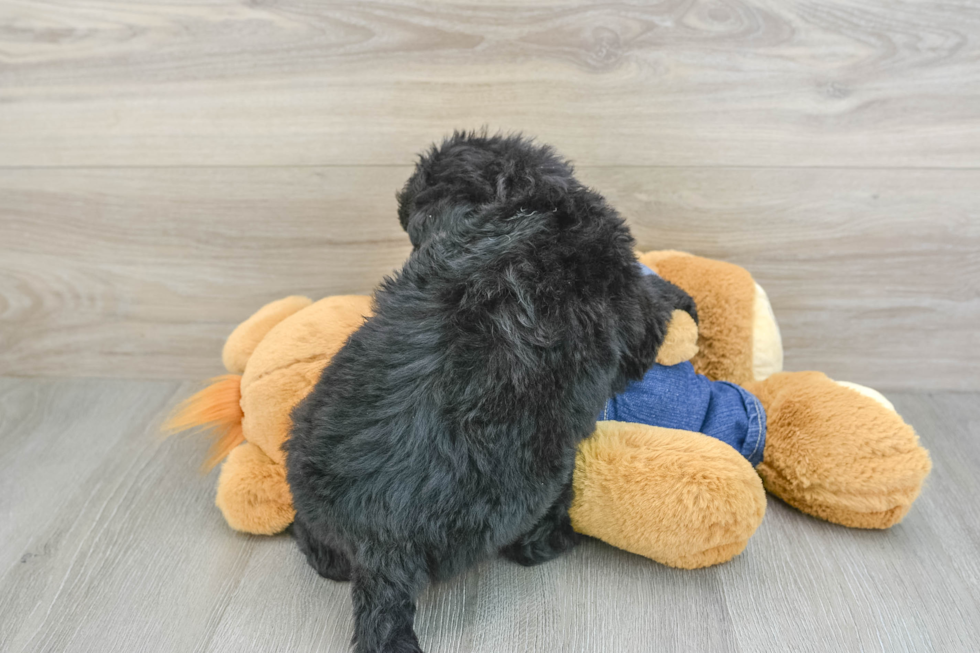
570 422 766 569
744 372 931 529
215 441 295 535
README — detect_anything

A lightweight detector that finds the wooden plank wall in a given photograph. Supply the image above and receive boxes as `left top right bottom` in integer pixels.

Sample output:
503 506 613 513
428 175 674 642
1 0 977 389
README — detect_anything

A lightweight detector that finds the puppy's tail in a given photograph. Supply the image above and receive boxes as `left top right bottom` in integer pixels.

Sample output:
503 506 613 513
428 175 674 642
163 374 244 472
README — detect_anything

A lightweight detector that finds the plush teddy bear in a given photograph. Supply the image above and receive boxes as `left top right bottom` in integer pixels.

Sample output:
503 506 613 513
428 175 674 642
167 251 931 570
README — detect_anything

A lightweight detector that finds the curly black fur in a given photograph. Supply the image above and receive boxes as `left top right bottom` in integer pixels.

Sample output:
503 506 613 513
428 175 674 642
286 132 696 653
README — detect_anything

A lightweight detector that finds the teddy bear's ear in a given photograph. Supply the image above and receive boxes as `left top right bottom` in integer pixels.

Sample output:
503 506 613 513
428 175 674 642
636 250 693 271
222 296 313 373
751 282 783 381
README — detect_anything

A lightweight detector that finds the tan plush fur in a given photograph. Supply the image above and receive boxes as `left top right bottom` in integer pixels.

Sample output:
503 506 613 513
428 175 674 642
195 289 734 559
640 252 757 385
169 250 930 570
745 372 932 528
751 282 783 381
222 296 312 374
210 295 373 530
655 310 699 366
216 441 295 535
570 422 765 569
239 296 373 465
636 250 693 267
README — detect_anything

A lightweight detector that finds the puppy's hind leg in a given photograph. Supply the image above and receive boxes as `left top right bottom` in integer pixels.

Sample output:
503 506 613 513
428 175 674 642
351 549 429 653
500 479 581 567
292 517 352 582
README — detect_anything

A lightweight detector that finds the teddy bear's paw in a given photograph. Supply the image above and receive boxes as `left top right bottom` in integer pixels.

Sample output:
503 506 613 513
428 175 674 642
747 372 931 529
570 422 766 569
215 441 295 535
834 380 896 412
656 310 699 366
669 542 754 570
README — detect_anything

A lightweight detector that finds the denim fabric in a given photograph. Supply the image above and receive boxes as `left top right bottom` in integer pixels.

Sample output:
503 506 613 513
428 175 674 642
602 361 767 466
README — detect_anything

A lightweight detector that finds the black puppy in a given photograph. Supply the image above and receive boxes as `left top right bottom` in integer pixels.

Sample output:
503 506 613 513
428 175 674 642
286 132 696 653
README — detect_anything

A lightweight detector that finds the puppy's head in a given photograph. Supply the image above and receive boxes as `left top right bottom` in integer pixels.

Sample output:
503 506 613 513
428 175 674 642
396 131 576 249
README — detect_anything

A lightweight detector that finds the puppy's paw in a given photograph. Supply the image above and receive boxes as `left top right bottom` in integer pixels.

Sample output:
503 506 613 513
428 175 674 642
501 521 581 567
353 632 422 653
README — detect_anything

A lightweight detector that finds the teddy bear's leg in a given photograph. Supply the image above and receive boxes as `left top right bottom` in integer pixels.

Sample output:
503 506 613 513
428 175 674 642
834 380 896 412
744 372 931 529
215 441 296 535
570 422 766 569
222 296 313 374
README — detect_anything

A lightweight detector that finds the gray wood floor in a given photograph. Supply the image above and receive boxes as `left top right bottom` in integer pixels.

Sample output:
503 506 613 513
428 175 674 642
1 377 977 653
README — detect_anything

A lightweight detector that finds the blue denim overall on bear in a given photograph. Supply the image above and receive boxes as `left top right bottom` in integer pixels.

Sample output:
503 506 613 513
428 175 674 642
601 265 767 466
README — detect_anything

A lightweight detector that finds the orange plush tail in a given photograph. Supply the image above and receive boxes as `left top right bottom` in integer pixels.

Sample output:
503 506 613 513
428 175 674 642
163 374 245 472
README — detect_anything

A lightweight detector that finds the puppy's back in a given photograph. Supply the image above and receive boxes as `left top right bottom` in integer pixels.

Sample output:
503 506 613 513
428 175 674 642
294 201 636 547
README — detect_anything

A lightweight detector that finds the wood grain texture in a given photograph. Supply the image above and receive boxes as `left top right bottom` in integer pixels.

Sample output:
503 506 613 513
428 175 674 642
0 378 253 653
1 166 975 389
1 0 979 167
2 2 977 650
1 377 978 652
583 166 980 392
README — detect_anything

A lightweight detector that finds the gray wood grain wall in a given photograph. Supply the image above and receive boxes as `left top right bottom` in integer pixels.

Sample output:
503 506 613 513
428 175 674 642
1 0 977 389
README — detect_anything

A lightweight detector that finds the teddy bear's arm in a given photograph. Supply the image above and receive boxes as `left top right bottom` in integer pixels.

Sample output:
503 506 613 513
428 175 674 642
570 421 765 569
656 310 699 366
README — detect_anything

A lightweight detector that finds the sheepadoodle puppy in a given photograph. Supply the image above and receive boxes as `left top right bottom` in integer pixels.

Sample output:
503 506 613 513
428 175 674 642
286 132 696 653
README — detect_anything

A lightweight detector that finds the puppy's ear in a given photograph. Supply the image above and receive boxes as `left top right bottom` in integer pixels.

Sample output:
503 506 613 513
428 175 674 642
404 202 475 251
617 274 697 383
404 208 432 249
396 170 428 236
